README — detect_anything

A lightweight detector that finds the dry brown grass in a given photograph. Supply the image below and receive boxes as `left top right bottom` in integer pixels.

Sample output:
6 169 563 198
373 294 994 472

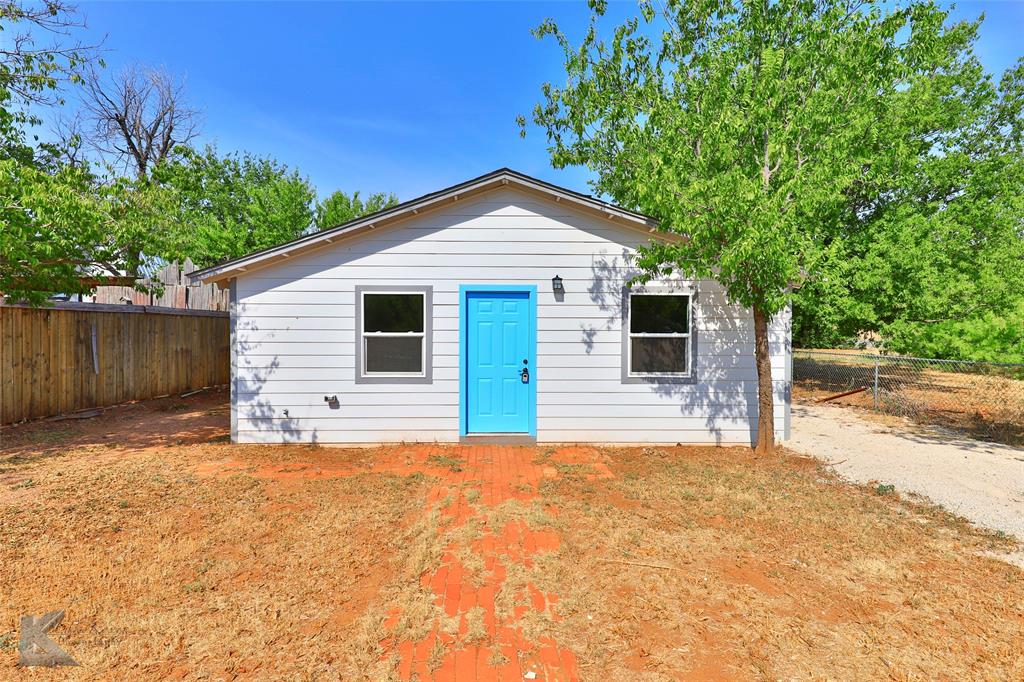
1 391 1022 680
1 454 433 679
521 447 1024 680
0 392 433 680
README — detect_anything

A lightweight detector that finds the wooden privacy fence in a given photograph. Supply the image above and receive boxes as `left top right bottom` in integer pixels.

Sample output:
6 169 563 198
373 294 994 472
0 303 229 425
93 259 229 311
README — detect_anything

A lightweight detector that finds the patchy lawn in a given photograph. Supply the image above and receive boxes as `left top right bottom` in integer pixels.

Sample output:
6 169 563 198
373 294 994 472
1 390 1021 680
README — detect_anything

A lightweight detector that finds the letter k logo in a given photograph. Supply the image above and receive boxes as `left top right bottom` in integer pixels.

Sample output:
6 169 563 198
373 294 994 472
18 610 78 667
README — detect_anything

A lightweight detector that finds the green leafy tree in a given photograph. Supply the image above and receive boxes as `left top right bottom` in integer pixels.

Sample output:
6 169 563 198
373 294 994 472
153 145 317 268
793 54 1024 359
315 189 399 231
0 1 174 303
885 303 1024 364
1 160 176 304
525 0 978 452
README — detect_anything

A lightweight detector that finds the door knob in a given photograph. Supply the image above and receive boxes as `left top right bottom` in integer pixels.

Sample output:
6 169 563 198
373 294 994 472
520 367 530 383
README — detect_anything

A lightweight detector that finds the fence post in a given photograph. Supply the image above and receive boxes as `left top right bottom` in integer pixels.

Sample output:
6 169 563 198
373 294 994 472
873 358 879 410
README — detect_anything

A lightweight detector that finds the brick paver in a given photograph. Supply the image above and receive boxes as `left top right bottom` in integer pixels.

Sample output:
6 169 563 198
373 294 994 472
382 445 595 682
197 443 606 680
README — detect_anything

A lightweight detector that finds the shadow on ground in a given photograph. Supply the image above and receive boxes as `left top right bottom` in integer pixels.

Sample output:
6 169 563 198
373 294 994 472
0 387 230 471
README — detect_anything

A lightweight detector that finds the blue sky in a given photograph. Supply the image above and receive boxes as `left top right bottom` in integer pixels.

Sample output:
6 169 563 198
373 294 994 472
68 1 1024 201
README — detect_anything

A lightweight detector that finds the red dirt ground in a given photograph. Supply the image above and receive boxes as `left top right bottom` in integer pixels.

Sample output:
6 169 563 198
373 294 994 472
2 390 1022 680
193 444 617 680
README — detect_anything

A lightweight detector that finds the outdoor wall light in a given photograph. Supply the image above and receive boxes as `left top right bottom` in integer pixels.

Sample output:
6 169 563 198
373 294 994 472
552 275 564 294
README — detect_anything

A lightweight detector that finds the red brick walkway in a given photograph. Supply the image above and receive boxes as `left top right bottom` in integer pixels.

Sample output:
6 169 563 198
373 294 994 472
380 445 611 682
197 443 613 680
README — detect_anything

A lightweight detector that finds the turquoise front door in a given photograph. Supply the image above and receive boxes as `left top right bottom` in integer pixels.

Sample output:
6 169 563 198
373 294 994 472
465 289 534 434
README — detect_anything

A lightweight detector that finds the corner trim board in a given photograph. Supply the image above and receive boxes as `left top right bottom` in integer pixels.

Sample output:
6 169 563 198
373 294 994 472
229 279 238 443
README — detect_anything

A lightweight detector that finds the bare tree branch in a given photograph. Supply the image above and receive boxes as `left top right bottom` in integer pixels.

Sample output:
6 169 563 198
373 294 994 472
48 112 89 167
79 63 200 177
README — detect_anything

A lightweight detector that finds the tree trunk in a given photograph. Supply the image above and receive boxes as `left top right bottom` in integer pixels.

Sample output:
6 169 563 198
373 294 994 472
752 305 775 454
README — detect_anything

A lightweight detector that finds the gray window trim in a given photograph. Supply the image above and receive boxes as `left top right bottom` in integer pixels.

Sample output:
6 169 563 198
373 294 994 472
355 285 433 384
621 285 698 385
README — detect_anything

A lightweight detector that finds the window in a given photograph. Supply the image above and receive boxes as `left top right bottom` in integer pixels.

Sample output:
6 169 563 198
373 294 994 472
626 292 691 377
356 287 432 383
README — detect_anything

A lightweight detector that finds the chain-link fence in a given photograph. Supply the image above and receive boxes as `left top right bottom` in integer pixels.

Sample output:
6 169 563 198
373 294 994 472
793 350 1024 446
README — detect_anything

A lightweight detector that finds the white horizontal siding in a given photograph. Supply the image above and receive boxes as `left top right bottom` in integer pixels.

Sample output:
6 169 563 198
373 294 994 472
237 287 748 309
234 386 787 409
235 352 787 372
235 338 783 354
235 379 790 397
232 188 792 445
234 365 785 383
232 327 790 348
238 404 782 422
235 430 777 445
234 316 782 333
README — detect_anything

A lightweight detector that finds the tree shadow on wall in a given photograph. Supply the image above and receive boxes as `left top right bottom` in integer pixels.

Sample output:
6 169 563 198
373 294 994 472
582 250 788 446
233 316 317 444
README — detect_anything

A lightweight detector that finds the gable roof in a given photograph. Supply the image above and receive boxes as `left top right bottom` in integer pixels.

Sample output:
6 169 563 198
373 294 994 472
189 167 659 285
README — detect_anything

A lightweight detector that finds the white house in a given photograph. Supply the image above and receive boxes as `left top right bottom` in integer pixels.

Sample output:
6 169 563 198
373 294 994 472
191 169 791 445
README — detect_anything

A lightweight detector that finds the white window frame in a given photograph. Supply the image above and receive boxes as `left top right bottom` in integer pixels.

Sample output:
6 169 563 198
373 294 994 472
355 286 432 384
626 291 692 378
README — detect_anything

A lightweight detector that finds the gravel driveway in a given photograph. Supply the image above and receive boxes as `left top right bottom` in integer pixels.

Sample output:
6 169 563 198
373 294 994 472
789 403 1024 541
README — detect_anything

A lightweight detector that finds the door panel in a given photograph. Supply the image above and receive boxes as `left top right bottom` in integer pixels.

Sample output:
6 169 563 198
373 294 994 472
466 291 532 433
